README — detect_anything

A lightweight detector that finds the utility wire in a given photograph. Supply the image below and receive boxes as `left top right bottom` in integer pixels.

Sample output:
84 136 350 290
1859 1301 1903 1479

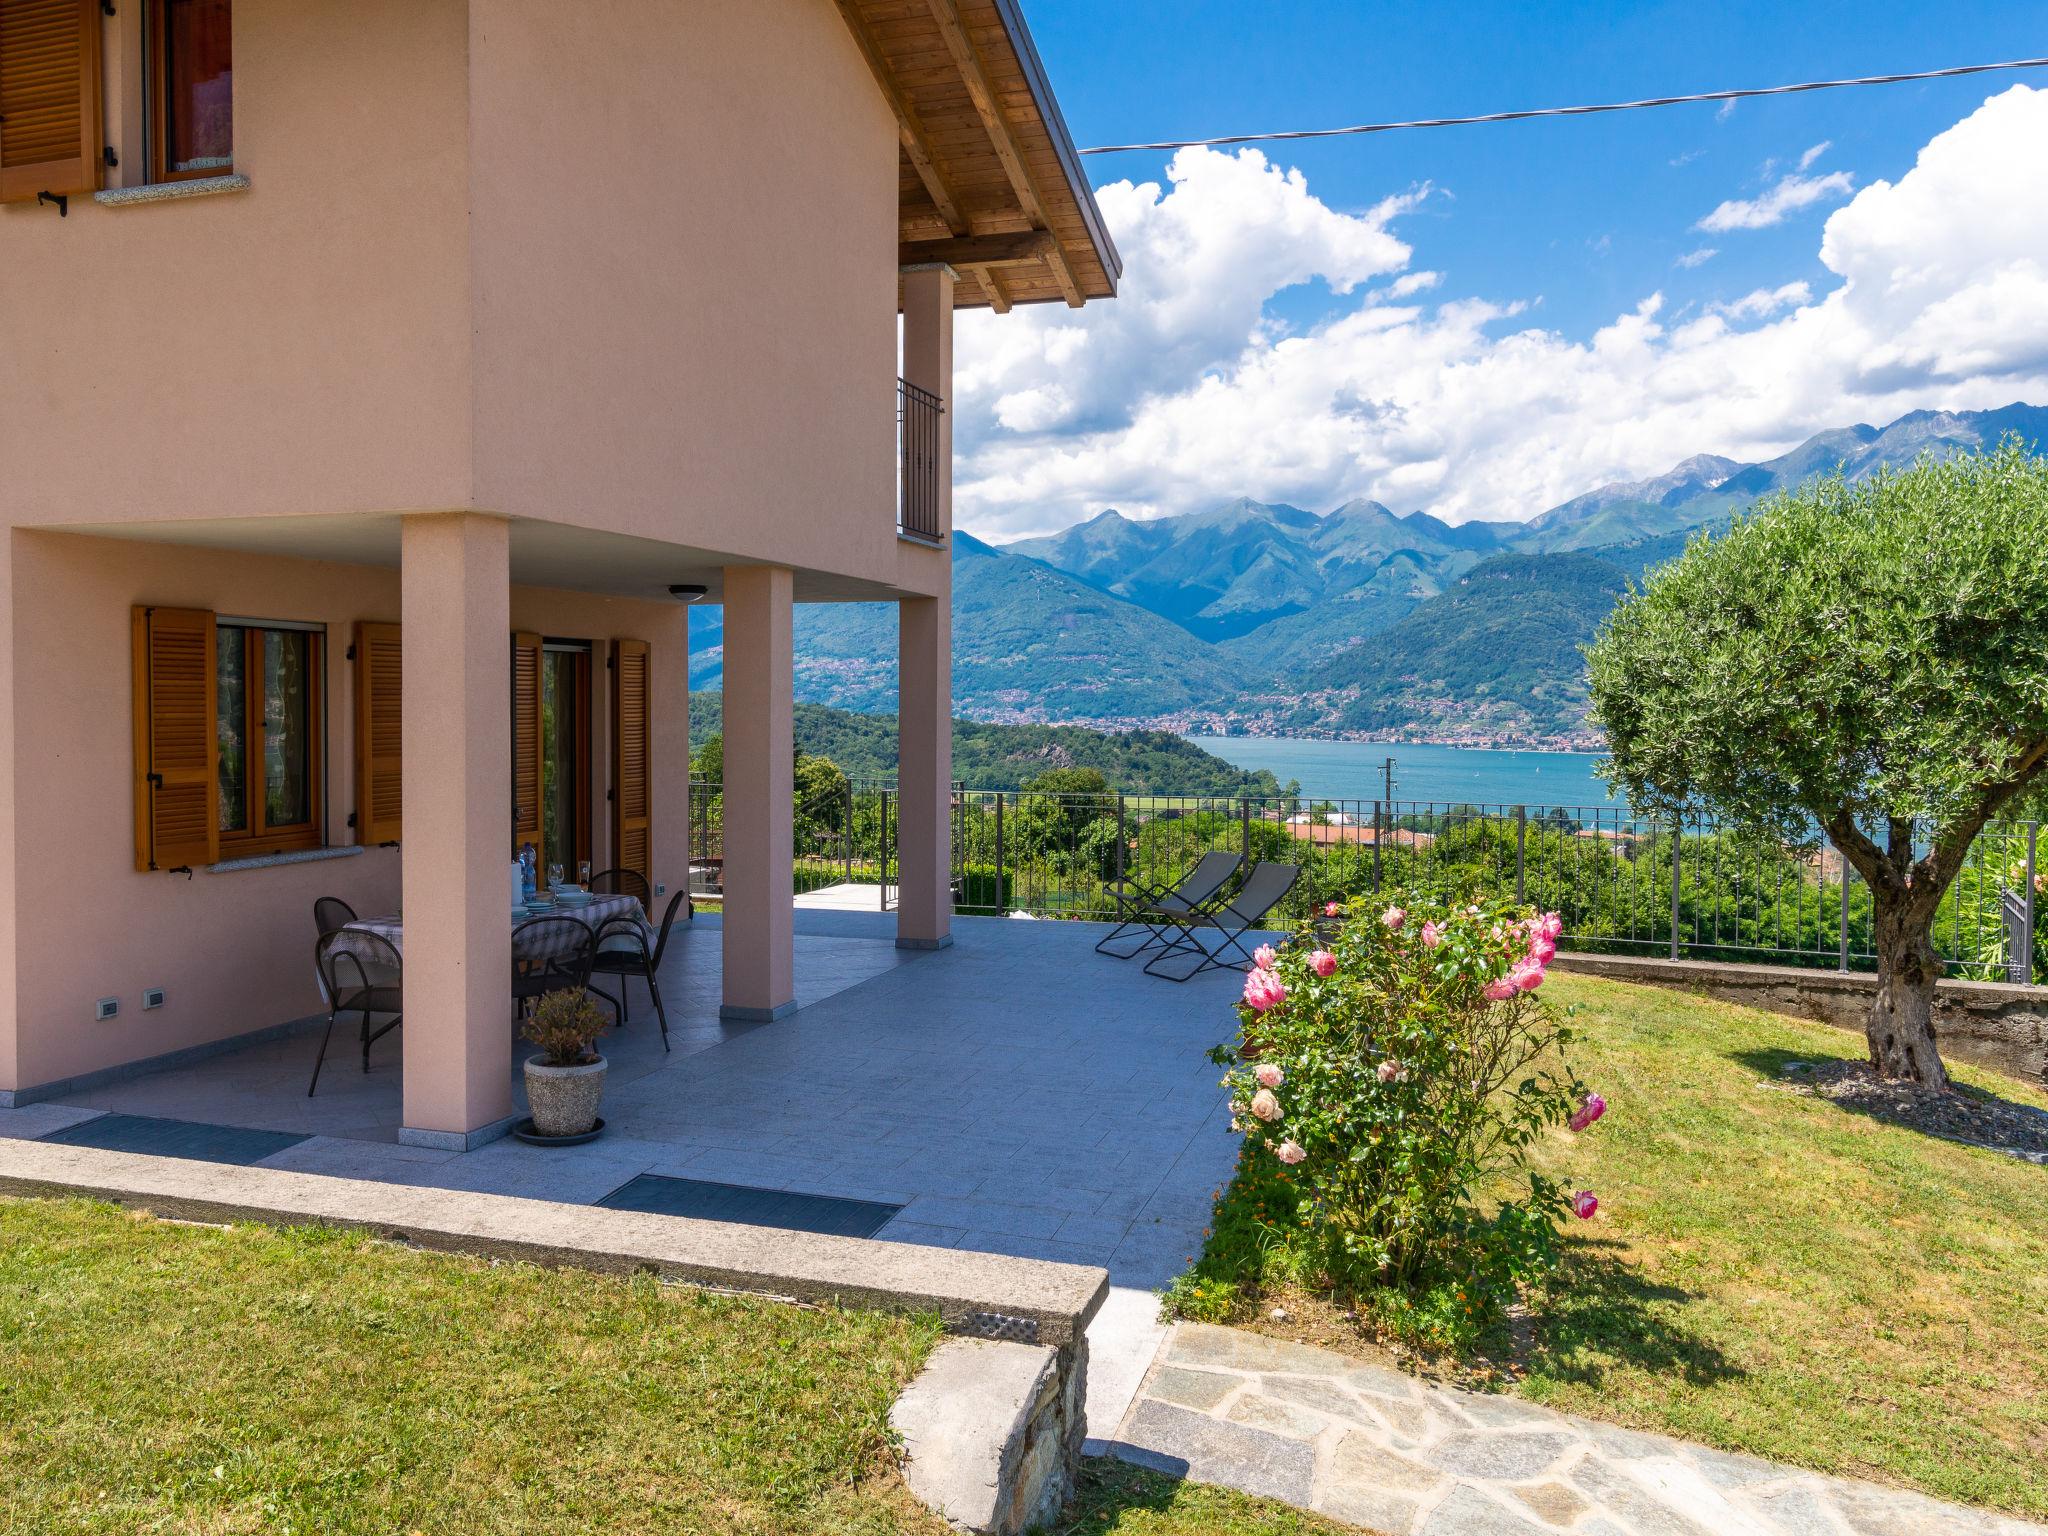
1077 57 2048 156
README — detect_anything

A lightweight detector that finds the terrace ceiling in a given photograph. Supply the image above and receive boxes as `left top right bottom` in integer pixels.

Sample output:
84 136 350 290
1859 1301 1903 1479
836 0 1122 312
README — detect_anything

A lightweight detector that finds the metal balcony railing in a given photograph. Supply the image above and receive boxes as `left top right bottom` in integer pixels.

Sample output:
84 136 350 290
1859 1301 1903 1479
898 377 945 543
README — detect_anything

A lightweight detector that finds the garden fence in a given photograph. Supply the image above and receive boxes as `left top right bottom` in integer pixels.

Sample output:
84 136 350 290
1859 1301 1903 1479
687 779 2043 984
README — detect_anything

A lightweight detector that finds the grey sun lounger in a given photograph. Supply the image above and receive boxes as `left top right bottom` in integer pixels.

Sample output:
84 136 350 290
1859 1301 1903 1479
1094 850 1244 960
1143 860 1303 981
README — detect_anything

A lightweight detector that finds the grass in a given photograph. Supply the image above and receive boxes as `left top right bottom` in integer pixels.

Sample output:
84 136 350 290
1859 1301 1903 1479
0 1199 1367 1536
1175 973 2048 1519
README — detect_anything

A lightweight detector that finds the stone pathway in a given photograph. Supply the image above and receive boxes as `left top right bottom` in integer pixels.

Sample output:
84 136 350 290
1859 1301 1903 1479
1106 1323 2043 1536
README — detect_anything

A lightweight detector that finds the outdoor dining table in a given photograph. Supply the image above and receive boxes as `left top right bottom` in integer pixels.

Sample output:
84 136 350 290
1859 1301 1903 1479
328 892 654 967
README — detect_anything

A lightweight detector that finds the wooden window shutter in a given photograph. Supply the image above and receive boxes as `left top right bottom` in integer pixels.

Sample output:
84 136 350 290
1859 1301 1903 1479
611 639 652 886
353 622 403 845
511 631 544 859
0 0 103 205
131 605 218 872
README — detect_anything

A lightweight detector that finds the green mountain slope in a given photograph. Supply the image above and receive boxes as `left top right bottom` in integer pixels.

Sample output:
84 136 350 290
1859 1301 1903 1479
785 533 1247 721
1267 553 1631 745
687 693 1289 795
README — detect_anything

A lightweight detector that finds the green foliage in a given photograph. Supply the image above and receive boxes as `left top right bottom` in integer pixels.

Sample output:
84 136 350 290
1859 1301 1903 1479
1198 901 1596 1345
689 693 1289 796
1589 441 2048 842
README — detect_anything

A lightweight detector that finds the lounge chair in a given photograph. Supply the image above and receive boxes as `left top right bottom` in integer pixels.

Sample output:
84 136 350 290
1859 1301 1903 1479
1095 850 1244 960
1143 861 1303 982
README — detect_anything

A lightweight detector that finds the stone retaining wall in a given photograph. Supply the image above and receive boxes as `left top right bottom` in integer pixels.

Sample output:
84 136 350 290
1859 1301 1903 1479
1553 953 2048 1084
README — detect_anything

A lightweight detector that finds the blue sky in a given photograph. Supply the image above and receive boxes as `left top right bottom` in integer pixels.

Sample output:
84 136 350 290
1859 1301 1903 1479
1028 0 2043 341
946 3 2048 537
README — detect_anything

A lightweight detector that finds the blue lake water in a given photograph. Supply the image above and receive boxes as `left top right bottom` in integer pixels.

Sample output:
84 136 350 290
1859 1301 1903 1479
1185 736 1617 810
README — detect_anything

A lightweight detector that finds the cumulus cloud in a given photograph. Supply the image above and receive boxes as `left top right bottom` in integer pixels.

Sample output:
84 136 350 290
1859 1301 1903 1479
1697 143 1854 231
953 86 2048 538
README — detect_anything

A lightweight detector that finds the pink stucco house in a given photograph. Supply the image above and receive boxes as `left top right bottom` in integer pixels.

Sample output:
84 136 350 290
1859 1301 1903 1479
0 0 1119 1145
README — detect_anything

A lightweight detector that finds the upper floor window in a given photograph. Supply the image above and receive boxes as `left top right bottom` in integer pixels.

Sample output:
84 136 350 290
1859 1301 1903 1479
151 0 231 181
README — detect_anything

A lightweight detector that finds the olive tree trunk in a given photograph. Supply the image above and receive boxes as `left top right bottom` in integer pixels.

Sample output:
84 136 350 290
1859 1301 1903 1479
1866 888 1949 1091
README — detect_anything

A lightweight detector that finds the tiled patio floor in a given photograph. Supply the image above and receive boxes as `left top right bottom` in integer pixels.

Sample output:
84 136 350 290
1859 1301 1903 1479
24 908 1242 1283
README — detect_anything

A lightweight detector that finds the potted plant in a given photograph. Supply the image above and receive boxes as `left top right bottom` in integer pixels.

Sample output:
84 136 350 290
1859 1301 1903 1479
519 989 610 1142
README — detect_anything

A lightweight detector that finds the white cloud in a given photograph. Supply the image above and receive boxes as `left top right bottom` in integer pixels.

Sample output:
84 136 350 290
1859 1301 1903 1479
953 86 2048 539
1708 281 1812 320
1675 247 1718 269
1698 143 1853 231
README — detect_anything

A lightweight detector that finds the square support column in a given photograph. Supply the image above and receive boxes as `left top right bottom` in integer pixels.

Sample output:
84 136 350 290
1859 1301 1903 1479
399 514 515 1149
897 262 955 949
720 565 796 1021
897 595 953 949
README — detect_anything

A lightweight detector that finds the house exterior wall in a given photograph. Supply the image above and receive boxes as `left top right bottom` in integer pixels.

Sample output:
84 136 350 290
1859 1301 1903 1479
465 0 905 583
0 0 476 527
0 531 689 1096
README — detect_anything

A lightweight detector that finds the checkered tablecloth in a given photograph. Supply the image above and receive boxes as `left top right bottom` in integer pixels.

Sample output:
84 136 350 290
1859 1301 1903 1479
329 892 652 969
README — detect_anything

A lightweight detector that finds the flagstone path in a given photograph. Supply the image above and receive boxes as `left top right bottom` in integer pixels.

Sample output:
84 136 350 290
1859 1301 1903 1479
1104 1323 2042 1536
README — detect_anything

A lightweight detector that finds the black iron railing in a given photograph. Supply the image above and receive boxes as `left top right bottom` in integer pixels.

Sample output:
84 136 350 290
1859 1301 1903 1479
898 377 945 543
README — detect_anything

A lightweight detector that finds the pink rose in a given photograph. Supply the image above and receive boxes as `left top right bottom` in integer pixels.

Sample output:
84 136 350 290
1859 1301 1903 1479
1527 936 1557 964
1254 1062 1285 1089
1381 906 1406 931
1568 1092 1607 1133
1510 960 1546 993
1572 1189 1598 1220
1252 944 1278 971
1420 921 1442 949
1249 1088 1282 1123
1275 1139 1306 1165
1242 968 1288 1012
1324 901 1342 918
1484 977 1517 1002
1540 912 1564 942
1308 949 1337 978
1376 1058 1405 1084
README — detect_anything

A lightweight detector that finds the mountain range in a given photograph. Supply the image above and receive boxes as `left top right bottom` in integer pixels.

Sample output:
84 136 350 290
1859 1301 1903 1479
689 403 2048 748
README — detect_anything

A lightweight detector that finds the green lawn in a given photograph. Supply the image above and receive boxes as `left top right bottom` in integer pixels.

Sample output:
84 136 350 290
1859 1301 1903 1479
1177 973 2048 1520
0 1199 1362 1536
1519 975 2048 1517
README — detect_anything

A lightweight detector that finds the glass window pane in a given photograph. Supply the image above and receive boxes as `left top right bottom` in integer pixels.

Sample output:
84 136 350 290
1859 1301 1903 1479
541 650 579 876
263 630 311 830
162 0 232 174
216 626 247 833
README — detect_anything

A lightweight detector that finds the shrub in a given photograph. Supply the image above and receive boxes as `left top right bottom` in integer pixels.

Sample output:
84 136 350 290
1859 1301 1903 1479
1208 898 1605 1340
521 989 610 1067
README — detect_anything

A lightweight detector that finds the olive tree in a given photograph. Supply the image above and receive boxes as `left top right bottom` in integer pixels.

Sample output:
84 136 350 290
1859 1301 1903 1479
1587 442 2048 1088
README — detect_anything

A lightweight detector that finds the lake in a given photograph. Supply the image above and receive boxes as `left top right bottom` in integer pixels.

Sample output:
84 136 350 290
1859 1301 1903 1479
1185 736 1617 810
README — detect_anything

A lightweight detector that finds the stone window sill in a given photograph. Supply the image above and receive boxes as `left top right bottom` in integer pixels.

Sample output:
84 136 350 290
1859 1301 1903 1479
208 844 367 875
94 174 250 209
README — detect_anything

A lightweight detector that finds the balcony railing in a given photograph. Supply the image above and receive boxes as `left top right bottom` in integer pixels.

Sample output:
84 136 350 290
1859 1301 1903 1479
898 377 945 543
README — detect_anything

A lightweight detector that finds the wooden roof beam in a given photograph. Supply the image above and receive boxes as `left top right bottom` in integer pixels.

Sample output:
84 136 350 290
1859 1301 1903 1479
834 0 968 238
971 266 1013 313
921 0 1086 306
899 231 1055 270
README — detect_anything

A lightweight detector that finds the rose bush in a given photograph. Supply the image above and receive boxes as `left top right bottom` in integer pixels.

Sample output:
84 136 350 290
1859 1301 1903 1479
1191 898 1606 1343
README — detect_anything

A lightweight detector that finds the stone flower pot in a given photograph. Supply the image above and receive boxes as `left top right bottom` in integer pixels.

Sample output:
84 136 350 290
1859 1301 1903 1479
523 1055 607 1139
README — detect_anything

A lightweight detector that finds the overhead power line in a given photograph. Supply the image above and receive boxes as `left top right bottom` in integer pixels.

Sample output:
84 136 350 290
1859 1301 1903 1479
1076 57 2048 156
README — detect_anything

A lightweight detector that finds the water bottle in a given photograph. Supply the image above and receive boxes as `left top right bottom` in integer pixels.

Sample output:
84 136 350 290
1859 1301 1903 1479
520 842 538 900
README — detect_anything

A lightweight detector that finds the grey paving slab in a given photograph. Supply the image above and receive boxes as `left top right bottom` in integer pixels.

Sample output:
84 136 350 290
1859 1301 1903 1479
1109 1322 2046 1536
0 1104 105 1140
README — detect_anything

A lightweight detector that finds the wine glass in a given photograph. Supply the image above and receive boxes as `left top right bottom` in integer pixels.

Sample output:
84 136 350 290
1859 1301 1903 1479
547 862 564 892
577 860 592 886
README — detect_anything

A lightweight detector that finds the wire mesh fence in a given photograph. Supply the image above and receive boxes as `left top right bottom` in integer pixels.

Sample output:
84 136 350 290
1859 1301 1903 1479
687 779 2044 983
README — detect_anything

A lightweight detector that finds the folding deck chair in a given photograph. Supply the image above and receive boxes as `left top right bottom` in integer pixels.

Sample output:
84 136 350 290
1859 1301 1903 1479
1094 850 1243 961
1142 861 1303 982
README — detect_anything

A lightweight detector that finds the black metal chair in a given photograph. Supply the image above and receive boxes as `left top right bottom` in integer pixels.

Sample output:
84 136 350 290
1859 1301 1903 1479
314 896 358 938
589 889 685 1052
309 929 403 1095
1144 861 1304 982
1095 850 1243 960
589 867 652 907
511 915 598 1014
